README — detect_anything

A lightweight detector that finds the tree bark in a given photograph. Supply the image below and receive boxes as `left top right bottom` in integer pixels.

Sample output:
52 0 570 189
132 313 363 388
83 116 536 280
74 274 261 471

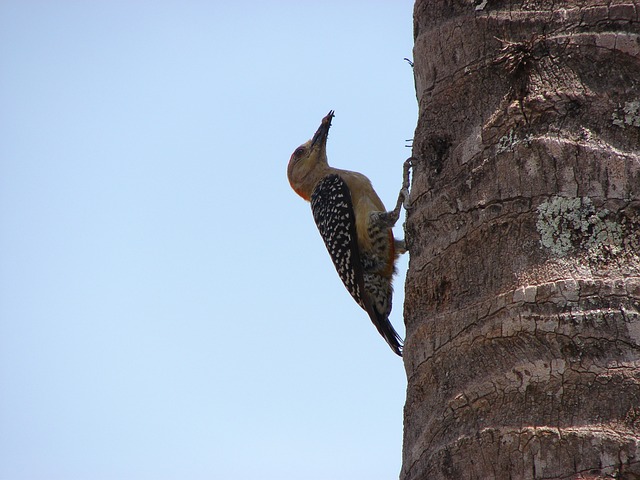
402 1 640 479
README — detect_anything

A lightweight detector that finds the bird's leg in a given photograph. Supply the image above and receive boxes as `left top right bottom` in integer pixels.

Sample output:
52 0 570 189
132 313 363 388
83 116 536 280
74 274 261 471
371 157 414 230
394 239 407 255
400 157 413 210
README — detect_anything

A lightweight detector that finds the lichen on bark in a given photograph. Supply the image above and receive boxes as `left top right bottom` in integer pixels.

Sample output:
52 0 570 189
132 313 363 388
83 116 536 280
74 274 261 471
536 195 623 258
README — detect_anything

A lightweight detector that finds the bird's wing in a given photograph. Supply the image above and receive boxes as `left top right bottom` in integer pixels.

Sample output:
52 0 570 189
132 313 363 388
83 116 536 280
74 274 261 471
310 174 369 311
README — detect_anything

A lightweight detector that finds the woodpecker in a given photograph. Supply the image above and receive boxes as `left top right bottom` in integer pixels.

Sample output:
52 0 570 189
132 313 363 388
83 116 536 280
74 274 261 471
287 111 411 356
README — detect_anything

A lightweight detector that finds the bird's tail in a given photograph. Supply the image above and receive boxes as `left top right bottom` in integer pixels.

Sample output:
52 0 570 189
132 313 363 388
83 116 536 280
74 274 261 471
373 314 404 357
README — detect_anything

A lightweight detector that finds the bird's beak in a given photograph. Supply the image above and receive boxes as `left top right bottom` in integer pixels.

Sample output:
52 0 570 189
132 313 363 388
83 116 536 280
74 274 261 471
310 110 334 148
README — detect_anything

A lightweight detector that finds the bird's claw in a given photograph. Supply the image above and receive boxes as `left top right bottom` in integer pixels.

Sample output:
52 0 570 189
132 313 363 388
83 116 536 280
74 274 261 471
400 157 415 210
401 187 412 210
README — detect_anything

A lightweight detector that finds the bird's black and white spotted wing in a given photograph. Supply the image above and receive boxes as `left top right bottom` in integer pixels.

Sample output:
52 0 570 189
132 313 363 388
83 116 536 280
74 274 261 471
310 174 367 310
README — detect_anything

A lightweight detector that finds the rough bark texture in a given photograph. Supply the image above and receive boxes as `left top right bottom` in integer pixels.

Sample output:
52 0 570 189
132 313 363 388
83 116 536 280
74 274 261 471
402 1 640 479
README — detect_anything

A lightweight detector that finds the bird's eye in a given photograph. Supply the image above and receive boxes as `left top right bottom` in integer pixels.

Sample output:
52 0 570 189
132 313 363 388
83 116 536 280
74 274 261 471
294 147 306 157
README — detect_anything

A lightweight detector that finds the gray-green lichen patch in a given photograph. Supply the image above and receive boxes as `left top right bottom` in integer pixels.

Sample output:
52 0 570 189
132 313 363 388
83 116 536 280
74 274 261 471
612 100 640 128
474 0 488 11
497 127 531 154
536 196 622 258
497 128 517 154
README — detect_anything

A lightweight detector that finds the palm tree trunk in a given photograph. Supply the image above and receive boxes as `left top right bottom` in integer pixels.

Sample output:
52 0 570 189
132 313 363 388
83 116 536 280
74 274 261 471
402 1 640 478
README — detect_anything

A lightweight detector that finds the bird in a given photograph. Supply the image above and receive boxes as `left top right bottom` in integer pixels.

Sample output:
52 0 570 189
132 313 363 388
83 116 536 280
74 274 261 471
287 110 411 356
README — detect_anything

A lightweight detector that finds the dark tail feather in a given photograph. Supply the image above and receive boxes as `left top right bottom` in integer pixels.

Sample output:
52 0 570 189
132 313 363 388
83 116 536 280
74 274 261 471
372 313 404 357
360 285 403 356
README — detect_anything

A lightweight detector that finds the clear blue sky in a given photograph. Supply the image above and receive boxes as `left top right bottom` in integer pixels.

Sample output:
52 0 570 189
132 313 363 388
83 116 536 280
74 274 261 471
0 2 417 479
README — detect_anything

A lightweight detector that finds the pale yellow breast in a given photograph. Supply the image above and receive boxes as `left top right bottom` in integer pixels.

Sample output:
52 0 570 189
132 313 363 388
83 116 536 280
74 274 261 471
336 169 386 252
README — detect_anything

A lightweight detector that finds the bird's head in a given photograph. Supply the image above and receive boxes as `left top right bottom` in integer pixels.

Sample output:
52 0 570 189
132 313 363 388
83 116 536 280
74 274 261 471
287 110 334 200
